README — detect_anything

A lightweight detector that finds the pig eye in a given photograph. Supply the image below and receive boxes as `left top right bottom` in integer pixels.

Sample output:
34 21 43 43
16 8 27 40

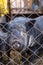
13 29 20 37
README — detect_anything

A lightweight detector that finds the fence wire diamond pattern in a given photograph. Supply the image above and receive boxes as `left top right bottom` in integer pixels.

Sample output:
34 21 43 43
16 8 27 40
0 0 43 65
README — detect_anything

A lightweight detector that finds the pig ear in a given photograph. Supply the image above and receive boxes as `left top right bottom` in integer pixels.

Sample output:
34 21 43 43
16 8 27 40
25 20 35 31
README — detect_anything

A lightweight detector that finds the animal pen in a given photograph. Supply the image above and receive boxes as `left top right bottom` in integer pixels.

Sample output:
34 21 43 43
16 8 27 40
0 0 43 65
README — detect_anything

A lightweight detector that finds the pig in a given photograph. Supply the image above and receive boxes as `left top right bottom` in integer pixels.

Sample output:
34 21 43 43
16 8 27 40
8 17 34 51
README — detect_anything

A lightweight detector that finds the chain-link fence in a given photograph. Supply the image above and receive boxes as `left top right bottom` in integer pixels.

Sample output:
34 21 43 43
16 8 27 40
0 0 43 65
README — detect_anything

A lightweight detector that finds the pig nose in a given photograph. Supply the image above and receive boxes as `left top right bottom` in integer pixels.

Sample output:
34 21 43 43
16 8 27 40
13 41 21 50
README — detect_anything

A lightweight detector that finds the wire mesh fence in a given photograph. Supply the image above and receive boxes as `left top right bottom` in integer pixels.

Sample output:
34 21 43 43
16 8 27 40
0 0 43 65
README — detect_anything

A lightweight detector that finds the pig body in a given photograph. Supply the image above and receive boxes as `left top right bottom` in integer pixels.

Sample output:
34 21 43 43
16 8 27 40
29 16 43 63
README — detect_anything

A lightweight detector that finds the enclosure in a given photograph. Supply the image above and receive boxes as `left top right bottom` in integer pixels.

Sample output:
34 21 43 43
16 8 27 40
0 0 43 65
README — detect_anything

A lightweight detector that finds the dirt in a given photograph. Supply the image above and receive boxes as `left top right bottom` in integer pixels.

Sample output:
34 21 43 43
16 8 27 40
35 59 43 65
